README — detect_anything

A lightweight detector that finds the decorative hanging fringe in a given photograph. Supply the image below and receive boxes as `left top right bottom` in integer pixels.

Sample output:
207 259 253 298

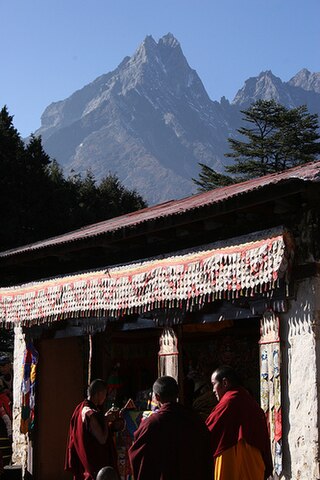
0 231 293 326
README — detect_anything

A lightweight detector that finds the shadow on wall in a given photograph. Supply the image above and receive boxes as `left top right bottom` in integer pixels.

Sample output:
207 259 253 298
280 314 292 479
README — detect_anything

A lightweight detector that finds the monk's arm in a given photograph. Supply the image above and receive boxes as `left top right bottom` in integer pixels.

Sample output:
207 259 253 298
206 400 234 451
129 421 162 480
89 414 109 444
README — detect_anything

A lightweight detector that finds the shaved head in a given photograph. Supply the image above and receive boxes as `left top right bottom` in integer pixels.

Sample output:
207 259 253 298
153 376 179 403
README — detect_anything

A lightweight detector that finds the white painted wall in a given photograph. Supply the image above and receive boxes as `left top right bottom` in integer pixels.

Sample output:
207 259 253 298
12 326 29 472
280 276 320 480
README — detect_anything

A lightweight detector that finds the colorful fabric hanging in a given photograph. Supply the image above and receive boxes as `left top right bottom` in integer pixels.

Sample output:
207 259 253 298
116 400 141 480
260 311 282 477
20 343 39 435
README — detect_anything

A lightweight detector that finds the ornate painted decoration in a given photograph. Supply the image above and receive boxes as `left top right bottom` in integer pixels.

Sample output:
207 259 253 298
0 230 293 326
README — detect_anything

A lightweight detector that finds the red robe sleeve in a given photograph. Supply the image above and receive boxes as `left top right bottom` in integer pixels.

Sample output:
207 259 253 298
128 416 162 480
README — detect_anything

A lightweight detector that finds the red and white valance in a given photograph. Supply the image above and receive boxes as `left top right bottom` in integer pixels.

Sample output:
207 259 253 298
0 229 293 326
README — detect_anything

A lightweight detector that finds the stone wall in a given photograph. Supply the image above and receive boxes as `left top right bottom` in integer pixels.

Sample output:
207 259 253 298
281 276 320 479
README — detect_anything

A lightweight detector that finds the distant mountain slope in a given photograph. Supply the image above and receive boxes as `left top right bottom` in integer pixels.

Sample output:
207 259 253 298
232 70 320 115
36 34 320 205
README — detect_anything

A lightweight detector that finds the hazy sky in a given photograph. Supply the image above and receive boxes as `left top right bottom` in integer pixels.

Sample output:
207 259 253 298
1 0 319 137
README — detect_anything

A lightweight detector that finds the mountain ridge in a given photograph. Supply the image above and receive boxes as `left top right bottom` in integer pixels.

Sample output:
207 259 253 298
35 34 320 205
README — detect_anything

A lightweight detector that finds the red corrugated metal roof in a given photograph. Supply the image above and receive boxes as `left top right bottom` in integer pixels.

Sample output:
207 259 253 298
1 161 320 258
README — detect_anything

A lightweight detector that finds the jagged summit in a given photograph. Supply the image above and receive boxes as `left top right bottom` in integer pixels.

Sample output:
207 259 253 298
289 68 320 93
289 68 312 85
138 33 180 54
34 34 320 205
120 32 208 103
232 69 320 110
159 32 180 48
36 33 230 205
143 34 157 45
232 70 287 106
135 34 157 59
38 33 209 141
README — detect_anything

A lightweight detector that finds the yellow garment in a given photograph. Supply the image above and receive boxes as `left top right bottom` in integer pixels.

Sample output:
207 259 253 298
214 439 265 480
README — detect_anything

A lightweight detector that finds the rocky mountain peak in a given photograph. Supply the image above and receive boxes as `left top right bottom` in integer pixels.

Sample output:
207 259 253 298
143 34 157 46
135 34 157 60
131 33 182 67
288 68 320 93
232 70 296 108
259 70 275 78
294 68 311 79
34 33 320 205
157 33 187 69
158 32 180 48
115 33 209 104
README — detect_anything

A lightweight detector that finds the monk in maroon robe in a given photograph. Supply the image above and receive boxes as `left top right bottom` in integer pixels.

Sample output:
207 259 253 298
128 376 212 480
206 366 273 480
65 379 122 480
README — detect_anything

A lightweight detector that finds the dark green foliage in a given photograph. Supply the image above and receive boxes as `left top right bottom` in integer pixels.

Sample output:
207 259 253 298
226 101 320 176
0 106 147 251
98 173 146 218
0 107 25 246
61 171 147 231
194 100 320 191
192 163 237 191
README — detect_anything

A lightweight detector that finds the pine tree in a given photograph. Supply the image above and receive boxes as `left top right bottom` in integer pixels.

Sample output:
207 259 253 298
226 101 320 176
19 135 53 242
0 106 26 248
192 163 236 191
0 106 148 249
226 100 286 177
97 173 147 218
193 100 320 191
